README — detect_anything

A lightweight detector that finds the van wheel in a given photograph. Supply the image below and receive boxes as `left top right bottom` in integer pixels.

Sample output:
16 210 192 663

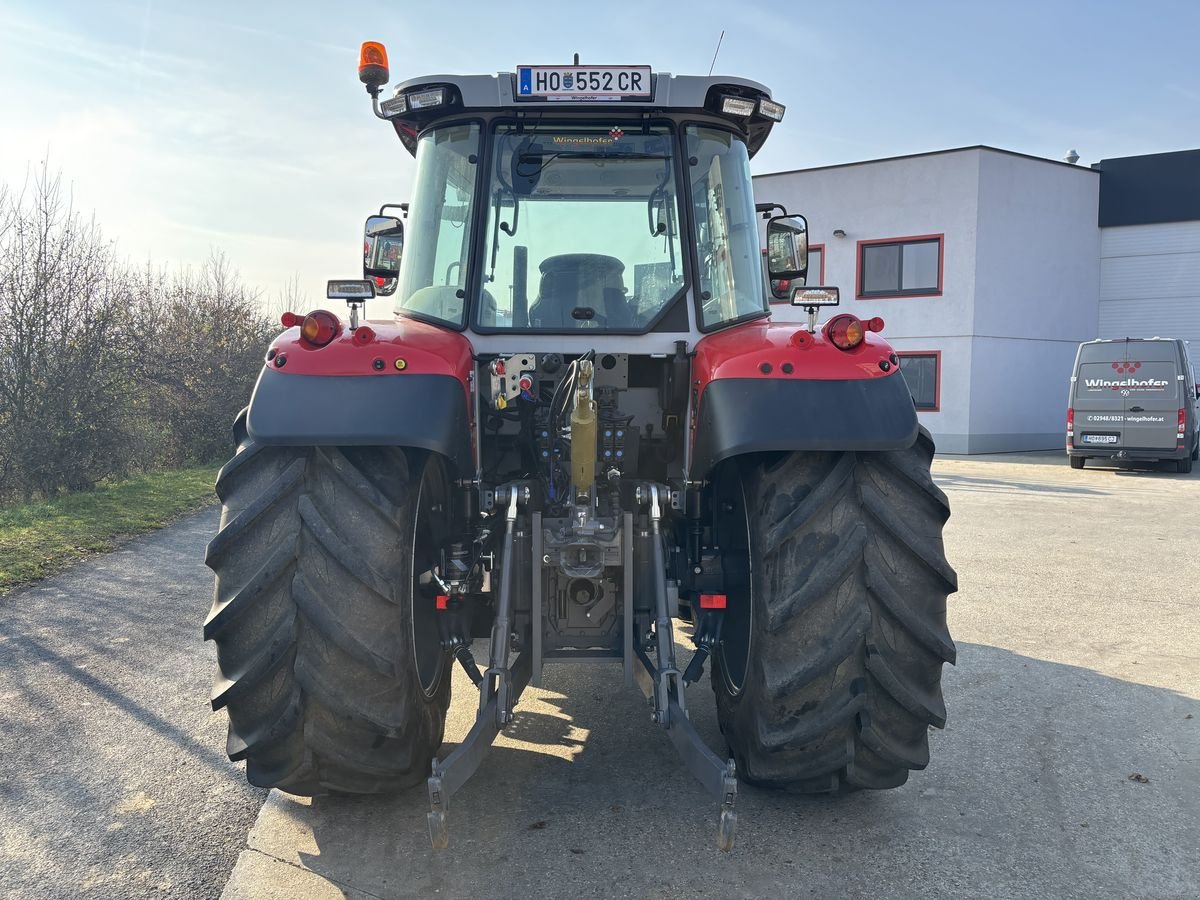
1178 456 1193 474
1069 456 1085 470
1191 441 1198 461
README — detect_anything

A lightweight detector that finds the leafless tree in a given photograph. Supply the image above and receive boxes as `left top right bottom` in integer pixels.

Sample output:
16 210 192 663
0 167 275 500
264 271 309 322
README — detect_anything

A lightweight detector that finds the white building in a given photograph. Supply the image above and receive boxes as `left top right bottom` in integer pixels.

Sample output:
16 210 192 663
755 145 1199 454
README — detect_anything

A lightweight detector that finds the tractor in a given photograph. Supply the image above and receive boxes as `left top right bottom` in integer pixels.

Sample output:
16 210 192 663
204 43 958 851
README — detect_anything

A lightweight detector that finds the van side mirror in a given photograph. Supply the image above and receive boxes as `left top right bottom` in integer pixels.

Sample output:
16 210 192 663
766 214 808 283
364 214 404 279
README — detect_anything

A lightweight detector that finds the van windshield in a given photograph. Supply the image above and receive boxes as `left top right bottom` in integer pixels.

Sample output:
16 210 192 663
475 124 686 331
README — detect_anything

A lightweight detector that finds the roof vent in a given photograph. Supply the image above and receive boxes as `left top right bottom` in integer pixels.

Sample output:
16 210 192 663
1063 149 1080 165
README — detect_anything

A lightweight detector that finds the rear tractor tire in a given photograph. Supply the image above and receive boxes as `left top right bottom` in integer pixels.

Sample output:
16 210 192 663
204 415 451 794
711 427 958 792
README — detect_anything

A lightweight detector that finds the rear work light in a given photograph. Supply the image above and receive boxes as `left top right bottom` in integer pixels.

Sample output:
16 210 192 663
300 310 341 348
758 98 786 122
380 93 408 117
825 314 865 350
406 87 447 110
720 95 756 117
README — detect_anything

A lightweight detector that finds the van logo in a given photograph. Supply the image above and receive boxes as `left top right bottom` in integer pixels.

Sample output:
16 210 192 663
1083 359 1170 392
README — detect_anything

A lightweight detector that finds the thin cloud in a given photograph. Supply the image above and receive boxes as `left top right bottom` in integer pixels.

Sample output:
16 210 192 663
0 9 208 81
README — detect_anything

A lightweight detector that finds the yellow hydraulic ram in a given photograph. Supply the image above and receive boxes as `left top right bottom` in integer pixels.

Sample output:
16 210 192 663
570 359 597 497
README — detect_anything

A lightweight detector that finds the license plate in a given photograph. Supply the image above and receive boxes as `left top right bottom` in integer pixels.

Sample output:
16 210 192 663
1082 434 1119 444
516 65 652 100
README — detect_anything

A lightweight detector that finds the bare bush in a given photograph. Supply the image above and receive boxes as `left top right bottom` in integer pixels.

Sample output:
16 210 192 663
0 167 274 500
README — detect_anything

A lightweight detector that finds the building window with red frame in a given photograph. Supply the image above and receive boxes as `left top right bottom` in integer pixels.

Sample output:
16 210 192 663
897 352 940 411
858 235 942 298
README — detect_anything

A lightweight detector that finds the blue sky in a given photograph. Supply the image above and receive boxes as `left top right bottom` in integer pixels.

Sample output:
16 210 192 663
1 0 1197 305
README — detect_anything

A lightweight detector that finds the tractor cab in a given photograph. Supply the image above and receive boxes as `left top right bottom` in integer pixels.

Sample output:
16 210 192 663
355 48 805 354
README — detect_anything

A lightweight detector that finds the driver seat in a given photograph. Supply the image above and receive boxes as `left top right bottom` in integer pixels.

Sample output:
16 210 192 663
528 254 632 328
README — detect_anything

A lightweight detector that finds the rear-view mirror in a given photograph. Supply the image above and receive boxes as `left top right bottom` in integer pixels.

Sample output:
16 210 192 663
363 214 404 279
766 214 808 283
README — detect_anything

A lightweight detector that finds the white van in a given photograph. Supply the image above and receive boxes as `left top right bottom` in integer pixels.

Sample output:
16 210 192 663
1067 338 1200 472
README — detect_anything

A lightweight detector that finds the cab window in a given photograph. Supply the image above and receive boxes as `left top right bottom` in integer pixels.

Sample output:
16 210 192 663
685 126 767 329
393 123 481 327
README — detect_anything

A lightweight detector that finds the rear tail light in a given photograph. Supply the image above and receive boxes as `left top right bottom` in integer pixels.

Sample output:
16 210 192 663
300 310 341 348
1178 408 1186 442
281 311 302 328
865 317 885 333
1067 408 1074 440
825 314 865 350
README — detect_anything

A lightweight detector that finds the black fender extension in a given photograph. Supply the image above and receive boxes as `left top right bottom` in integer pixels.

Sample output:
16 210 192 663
690 375 919 481
245 367 473 473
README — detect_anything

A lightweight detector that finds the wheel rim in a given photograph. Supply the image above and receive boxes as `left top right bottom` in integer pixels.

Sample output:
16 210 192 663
411 460 447 697
714 463 753 696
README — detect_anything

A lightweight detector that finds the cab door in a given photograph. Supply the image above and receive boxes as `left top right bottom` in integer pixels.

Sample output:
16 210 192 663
1121 343 1181 451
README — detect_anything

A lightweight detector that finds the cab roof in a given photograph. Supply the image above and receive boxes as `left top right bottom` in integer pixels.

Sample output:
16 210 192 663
382 71 781 158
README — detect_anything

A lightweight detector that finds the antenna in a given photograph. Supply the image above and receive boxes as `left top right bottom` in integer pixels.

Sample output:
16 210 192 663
707 30 725 76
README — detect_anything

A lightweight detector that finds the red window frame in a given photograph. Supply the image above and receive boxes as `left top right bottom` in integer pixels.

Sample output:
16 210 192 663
765 243 825 304
856 233 944 300
896 350 941 412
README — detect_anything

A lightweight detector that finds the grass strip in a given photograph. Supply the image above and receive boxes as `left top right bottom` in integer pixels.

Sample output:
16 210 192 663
0 466 218 594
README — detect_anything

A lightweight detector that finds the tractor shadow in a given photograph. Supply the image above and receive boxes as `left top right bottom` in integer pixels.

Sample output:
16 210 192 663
253 643 1200 900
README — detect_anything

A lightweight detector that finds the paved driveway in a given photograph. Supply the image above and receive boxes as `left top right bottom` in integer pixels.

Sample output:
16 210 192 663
1 455 1195 899
0 508 267 899
220 454 1200 900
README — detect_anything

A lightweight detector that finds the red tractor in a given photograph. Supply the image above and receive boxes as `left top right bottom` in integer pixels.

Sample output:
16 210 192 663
205 43 957 851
